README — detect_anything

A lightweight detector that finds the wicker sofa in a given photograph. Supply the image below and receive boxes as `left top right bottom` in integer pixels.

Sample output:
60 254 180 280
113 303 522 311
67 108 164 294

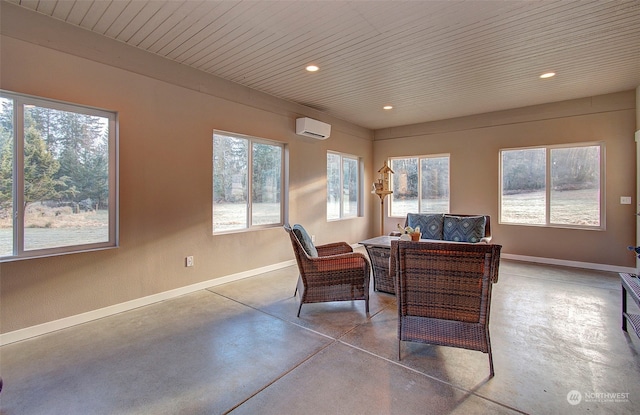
390 213 491 243
367 213 492 294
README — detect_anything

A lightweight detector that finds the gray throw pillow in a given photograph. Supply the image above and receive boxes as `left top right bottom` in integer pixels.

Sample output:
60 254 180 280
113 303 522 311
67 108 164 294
407 213 444 240
292 224 318 257
443 215 486 243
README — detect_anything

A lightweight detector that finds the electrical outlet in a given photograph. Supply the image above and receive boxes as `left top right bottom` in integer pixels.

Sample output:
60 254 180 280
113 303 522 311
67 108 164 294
621 196 632 205
186 256 194 267
311 235 316 243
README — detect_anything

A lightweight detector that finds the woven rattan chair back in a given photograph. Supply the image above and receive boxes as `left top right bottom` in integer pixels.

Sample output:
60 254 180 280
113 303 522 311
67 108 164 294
391 240 501 377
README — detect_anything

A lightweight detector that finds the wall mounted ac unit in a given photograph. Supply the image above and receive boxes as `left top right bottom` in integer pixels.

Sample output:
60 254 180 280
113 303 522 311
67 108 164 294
296 117 331 140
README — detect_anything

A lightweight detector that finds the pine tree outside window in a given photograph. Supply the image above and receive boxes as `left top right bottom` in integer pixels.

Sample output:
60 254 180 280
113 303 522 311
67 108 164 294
212 131 285 233
0 91 118 260
327 152 360 221
389 155 450 217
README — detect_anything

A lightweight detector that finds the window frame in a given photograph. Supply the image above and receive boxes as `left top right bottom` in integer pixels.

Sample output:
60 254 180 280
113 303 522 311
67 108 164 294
0 90 119 262
327 151 362 221
499 142 605 230
388 154 451 218
212 130 286 234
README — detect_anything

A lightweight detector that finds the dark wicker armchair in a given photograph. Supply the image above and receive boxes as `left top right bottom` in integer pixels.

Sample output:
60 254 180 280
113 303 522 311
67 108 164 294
391 240 501 377
285 224 370 317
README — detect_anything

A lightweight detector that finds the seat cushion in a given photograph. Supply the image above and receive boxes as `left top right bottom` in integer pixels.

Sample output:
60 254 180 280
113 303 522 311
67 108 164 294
443 215 486 243
407 213 444 240
292 224 318 257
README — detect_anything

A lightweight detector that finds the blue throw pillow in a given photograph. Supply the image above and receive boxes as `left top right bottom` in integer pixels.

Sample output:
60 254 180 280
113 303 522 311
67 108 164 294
292 224 318 257
407 213 444 240
443 215 486 243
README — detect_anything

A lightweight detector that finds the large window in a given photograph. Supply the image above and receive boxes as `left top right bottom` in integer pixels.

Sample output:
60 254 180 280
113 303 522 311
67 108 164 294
327 152 360 220
500 143 603 228
213 131 284 233
390 155 450 217
0 91 118 261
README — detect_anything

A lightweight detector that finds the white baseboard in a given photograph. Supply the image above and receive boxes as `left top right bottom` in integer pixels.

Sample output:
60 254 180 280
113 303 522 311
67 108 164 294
2 254 633 346
0 259 296 346
502 253 636 274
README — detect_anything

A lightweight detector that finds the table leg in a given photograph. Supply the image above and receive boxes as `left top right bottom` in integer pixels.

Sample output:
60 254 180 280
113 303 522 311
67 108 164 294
364 245 394 294
622 284 628 332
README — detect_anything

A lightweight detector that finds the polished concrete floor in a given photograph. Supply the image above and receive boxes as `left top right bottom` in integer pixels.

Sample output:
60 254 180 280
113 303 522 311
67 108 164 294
1 256 639 414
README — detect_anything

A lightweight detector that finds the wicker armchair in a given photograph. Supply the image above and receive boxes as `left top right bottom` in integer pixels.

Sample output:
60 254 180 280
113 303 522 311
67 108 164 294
285 224 370 317
391 240 501 377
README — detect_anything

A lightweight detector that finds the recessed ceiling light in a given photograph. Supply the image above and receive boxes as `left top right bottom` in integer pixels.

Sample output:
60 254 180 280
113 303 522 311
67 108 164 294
540 72 556 79
306 65 319 72
383 105 393 110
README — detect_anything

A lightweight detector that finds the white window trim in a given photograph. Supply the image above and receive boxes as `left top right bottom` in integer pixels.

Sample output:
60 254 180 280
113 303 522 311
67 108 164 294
498 142 605 230
388 154 451 218
327 151 362 221
212 130 286 234
0 90 119 262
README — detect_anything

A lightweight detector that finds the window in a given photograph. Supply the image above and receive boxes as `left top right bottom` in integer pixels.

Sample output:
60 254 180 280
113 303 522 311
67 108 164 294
213 131 284 233
500 143 603 228
390 155 450 217
0 91 118 261
327 152 360 220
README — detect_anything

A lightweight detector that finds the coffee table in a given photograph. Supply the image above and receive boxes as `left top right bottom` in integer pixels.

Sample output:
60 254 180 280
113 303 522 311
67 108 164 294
359 236 398 294
360 235 466 294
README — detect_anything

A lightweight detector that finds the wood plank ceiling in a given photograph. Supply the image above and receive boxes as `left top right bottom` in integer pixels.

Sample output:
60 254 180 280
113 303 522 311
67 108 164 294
7 0 640 130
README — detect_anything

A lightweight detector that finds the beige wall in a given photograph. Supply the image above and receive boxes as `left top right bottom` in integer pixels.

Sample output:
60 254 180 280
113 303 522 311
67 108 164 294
0 4 373 333
636 86 640 271
374 91 637 268
0 3 637 337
